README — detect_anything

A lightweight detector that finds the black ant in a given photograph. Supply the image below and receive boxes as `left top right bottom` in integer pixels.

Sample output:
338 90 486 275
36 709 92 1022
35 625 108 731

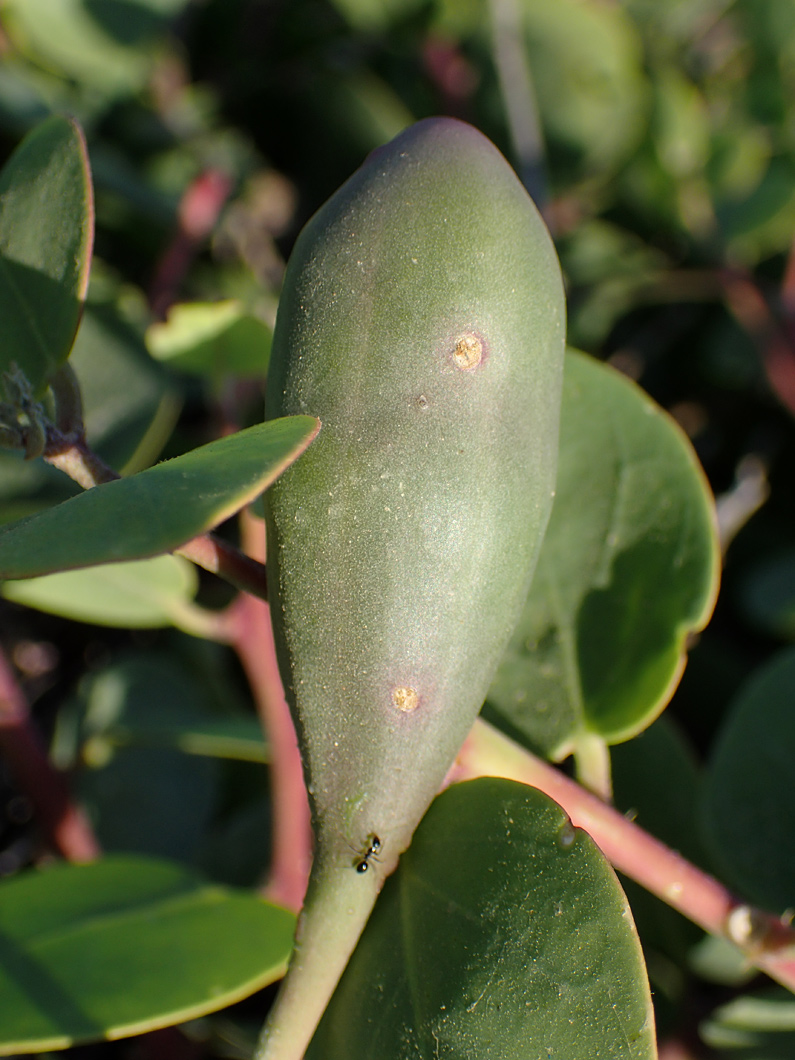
354 833 381 874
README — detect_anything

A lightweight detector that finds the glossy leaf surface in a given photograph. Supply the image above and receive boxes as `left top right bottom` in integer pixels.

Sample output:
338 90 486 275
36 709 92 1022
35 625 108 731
0 416 319 579
0 115 92 396
701 647 795 913
0 856 295 1055
487 350 719 761
307 778 655 1060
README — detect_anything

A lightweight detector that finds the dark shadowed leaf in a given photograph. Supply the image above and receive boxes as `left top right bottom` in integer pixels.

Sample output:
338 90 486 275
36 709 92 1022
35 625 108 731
701 647 795 913
0 115 92 396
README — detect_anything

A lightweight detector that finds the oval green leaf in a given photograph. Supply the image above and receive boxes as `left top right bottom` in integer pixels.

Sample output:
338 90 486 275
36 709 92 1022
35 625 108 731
0 115 93 396
2 0 188 96
0 416 319 579
146 300 273 379
522 0 648 175
701 989 795 1055
0 855 295 1055
2 554 199 628
71 302 183 474
307 777 655 1060
487 350 719 761
701 647 795 914
71 650 270 761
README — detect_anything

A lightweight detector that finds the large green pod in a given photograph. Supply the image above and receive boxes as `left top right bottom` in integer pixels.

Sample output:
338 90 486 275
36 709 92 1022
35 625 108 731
259 117 565 1058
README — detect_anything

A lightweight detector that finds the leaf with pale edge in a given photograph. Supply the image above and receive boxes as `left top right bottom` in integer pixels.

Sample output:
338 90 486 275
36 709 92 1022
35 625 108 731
0 856 294 1055
488 350 719 760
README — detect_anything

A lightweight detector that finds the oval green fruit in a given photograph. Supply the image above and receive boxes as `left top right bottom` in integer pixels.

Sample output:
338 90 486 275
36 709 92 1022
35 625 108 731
260 117 565 1058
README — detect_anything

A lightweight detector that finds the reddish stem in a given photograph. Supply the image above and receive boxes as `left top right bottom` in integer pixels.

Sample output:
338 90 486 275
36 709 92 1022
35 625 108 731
455 719 795 993
0 646 100 861
176 534 269 601
720 266 795 415
224 512 311 912
149 168 233 319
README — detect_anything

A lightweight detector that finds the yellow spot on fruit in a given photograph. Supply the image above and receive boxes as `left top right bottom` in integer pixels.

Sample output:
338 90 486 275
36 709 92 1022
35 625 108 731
453 333 483 370
392 686 419 712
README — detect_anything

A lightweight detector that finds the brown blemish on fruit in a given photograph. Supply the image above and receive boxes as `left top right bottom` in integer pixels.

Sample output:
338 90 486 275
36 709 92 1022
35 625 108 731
453 332 484 371
392 686 419 712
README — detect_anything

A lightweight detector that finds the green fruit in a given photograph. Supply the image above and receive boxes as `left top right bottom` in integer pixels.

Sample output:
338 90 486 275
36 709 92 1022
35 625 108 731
259 117 565 1058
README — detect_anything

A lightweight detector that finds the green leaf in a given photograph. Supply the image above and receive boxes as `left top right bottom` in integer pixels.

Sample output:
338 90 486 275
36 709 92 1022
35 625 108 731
522 0 649 175
1 0 189 96
100 711 269 762
487 350 719 762
2 555 199 629
0 855 295 1055
53 649 268 763
71 654 222 862
72 301 183 474
0 416 319 579
701 647 795 913
0 115 93 396
326 0 427 31
653 67 710 180
737 547 795 640
612 714 707 867
611 717 706 987
701 989 795 1057
308 778 655 1059
146 300 273 380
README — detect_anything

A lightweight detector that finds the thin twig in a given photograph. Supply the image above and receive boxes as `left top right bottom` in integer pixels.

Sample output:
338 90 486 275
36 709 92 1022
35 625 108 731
176 534 269 601
0 645 100 861
454 718 795 993
44 431 119 490
149 168 233 319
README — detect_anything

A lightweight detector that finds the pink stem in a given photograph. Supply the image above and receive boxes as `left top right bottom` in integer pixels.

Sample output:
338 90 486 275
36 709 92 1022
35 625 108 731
455 718 795 992
176 534 269 601
149 168 232 319
224 513 311 912
0 647 100 861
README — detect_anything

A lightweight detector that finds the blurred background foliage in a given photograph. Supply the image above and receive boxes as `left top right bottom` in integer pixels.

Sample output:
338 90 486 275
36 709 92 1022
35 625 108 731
2 0 795 1055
